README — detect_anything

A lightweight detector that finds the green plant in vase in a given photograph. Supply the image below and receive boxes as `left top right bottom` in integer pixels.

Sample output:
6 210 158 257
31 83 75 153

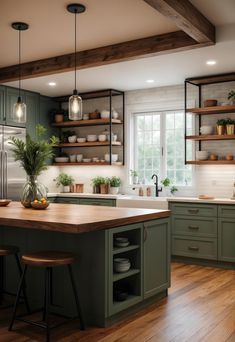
109 176 121 194
9 124 59 208
228 90 235 105
54 173 74 193
216 119 226 135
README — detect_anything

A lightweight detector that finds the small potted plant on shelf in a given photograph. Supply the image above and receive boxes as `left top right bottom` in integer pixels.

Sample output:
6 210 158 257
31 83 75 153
225 118 234 135
130 169 138 184
109 176 121 195
91 176 103 194
100 177 110 194
54 173 74 193
228 90 235 105
216 119 227 135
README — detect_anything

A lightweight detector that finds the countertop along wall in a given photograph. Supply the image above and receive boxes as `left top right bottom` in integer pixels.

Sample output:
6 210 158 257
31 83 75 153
40 83 235 198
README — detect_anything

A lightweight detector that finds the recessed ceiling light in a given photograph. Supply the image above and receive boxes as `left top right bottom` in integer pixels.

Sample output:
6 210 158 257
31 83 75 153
48 82 56 86
206 60 217 65
146 79 155 83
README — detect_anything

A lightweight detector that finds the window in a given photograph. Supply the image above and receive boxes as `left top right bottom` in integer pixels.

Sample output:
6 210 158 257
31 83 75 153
133 110 192 186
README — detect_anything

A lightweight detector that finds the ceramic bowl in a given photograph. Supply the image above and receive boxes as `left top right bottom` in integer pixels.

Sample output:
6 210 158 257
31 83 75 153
92 157 99 162
76 154 83 162
112 111 119 119
113 258 131 273
101 110 110 119
87 135 97 142
200 126 213 135
83 114 89 120
69 155 76 163
83 158 91 163
104 154 118 162
68 135 77 143
0 199 12 207
114 237 130 248
196 151 209 160
54 157 69 163
77 137 86 143
98 134 106 142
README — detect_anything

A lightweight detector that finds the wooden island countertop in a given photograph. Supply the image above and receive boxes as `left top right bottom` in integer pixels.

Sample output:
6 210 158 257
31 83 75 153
0 202 170 234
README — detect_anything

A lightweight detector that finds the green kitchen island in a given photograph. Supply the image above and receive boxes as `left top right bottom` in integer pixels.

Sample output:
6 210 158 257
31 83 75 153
0 202 171 327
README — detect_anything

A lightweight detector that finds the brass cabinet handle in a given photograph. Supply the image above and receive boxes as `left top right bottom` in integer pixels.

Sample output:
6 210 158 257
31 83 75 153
188 246 199 251
188 225 199 230
188 209 199 214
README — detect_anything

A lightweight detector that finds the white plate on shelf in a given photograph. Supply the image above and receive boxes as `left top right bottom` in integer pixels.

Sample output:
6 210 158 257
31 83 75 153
55 157 69 163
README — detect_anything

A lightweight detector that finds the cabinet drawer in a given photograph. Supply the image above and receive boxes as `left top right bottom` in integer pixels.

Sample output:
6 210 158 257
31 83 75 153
55 197 80 204
218 205 235 218
79 198 115 206
170 203 217 217
172 216 217 238
172 236 217 260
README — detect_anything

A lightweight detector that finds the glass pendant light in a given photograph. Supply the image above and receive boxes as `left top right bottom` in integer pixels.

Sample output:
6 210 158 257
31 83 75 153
12 22 29 124
67 4 86 120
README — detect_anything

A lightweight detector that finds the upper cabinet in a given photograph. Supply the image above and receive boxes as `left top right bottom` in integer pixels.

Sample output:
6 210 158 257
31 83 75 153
25 91 40 139
185 72 235 165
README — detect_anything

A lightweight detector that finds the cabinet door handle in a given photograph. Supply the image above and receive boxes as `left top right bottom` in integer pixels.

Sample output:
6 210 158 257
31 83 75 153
188 225 199 230
143 224 148 242
188 209 199 214
188 246 199 251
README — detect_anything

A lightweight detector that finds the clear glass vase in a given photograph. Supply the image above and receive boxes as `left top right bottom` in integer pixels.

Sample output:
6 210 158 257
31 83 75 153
21 175 47 208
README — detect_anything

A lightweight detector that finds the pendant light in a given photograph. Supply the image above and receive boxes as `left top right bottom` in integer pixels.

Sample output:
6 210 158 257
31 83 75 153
12 22 29 124
67 3 86 120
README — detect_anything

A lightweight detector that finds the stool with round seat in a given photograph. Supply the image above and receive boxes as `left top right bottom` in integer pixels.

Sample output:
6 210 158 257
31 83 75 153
0 245 29 311
9 251 85 342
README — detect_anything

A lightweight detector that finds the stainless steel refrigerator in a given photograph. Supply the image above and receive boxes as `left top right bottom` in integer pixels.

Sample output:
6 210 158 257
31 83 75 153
0 126 26 200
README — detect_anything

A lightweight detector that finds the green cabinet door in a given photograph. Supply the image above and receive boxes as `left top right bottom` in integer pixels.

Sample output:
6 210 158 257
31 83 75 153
143 218 170 299
25 91 40 139
39 95 59 140
5 86 26 127
79 198 116 206
0 86 6 124
218 217 235 262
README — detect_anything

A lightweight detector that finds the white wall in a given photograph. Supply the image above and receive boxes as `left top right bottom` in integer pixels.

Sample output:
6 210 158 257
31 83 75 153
41 82 235 198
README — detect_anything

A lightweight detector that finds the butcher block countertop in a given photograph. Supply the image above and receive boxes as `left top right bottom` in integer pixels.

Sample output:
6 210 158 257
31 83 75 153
0 202 170 234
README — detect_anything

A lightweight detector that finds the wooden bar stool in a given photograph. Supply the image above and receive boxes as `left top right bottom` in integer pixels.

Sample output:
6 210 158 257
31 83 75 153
0 245 30 311
9 251 85 342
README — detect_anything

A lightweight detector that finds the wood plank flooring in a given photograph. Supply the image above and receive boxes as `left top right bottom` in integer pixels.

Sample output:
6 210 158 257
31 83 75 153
0 262 234 341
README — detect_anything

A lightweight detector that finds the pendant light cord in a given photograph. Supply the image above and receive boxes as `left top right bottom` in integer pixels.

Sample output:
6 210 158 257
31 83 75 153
18 28 21 98
74 10 77 91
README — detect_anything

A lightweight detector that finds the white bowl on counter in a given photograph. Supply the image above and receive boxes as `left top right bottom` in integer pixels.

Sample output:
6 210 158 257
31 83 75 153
196 151 209 160
200 126 213 135
104 154 118 162
68 135 77 143
54 157 69 163
87 135 97 142
77 137 86 143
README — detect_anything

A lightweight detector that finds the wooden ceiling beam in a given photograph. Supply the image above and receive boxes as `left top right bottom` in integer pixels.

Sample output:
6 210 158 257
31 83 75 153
0 31 209 83
144 0 215 43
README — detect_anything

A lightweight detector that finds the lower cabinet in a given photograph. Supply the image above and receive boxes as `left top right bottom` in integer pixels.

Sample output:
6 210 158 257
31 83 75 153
218 217 235 262
107 218 170 317
48 196 116 207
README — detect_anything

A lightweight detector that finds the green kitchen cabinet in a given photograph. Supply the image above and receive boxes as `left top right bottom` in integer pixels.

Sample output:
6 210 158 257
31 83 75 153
5 86 26 127
0 85 6 124
171 216 217 238
170 202 217 217
79 198 116 206
218 217 235 262
25 91 40 139
55 197 80 204
39 95 59 140
143 218 170 299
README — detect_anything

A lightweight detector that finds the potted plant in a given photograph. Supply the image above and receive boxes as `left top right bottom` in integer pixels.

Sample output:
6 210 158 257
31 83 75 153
130 169 138 184
55 173 74 193
161 177 171 196
228 90 235 105
216 119 226 135
100 177 110 194
225 118 234 135
170 185 178 196
161 177 178 196
9 124 59 208
91 176 104 194
109 176 121 195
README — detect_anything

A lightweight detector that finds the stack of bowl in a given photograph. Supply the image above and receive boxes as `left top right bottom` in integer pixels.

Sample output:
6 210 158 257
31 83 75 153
113 258 131 273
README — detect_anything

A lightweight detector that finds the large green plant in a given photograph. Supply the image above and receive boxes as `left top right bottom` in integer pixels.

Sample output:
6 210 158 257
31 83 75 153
9 124 59 176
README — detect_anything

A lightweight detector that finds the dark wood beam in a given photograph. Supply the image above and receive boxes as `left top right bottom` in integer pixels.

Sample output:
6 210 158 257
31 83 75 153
0 31 209 83
144 0 215 43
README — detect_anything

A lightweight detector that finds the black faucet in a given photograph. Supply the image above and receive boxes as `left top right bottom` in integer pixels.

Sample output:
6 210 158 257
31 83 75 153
151 174 162 197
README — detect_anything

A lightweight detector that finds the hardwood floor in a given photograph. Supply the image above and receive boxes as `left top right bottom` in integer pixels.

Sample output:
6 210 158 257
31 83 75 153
0 262 235 341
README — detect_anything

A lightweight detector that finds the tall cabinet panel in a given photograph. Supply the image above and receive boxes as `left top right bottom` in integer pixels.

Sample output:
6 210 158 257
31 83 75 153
0 86 6 124
5 87 26 127
25 91 40 139
39 95 59 140
143 218 170 299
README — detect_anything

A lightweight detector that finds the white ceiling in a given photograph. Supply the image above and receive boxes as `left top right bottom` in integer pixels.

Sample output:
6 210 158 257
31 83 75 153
2 0 235 95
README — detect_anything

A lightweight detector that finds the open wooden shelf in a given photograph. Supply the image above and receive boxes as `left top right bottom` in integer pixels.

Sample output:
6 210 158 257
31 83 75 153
55 141 122 148
186 134 235 141
186 160 235 165
186 105 235 115
53 162 111 166
52 118 123 128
